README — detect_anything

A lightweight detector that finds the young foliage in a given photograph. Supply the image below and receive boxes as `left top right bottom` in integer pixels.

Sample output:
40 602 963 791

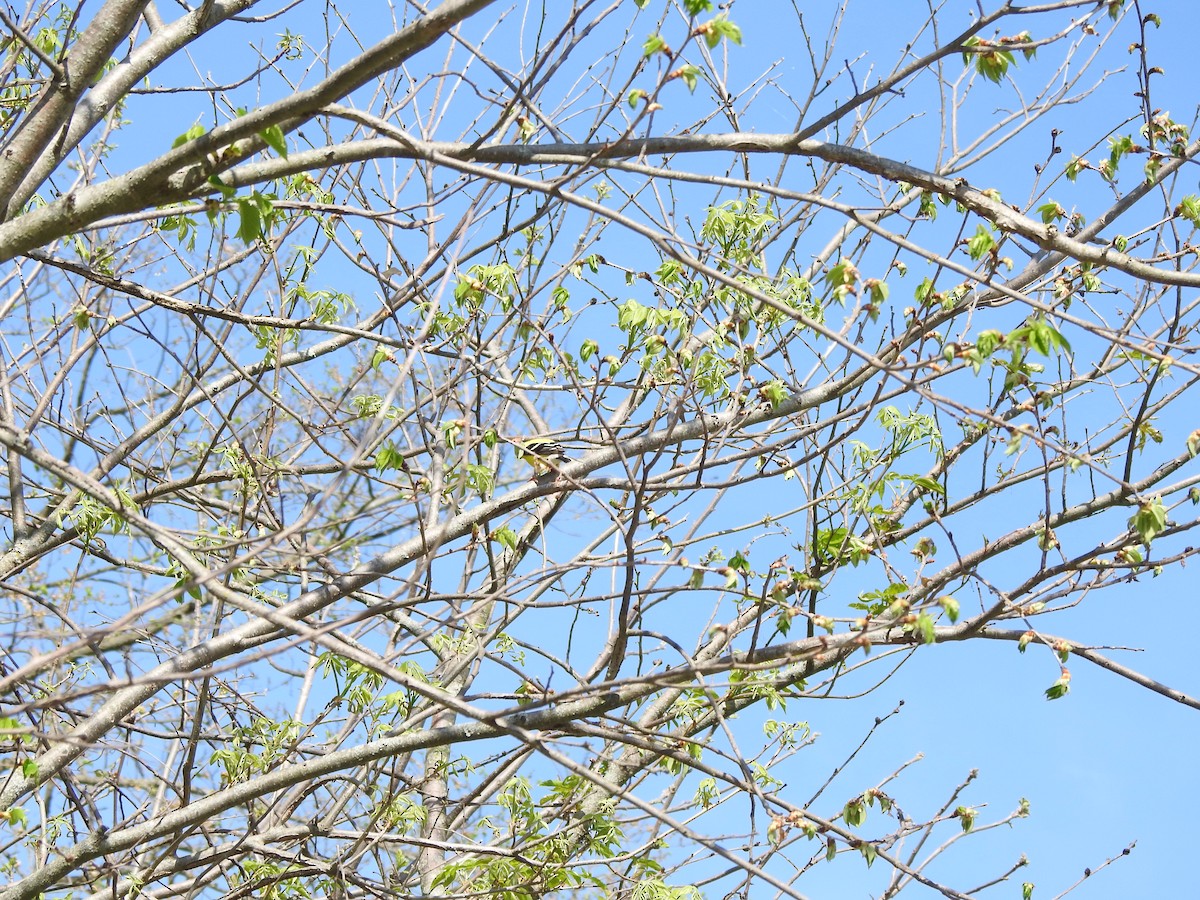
0 3 1192 899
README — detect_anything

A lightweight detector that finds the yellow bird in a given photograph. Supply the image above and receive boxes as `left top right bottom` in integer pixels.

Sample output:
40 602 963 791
512 436 571 477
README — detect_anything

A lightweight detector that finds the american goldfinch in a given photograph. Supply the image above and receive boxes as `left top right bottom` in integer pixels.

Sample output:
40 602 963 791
512 436 571 476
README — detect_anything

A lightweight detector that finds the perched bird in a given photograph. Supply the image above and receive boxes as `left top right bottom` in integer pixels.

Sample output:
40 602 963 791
512 436 571 477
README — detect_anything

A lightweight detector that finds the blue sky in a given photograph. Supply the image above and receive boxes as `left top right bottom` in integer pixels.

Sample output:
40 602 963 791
150 1 1200 893
5 1 1200 897
713 4 1200 895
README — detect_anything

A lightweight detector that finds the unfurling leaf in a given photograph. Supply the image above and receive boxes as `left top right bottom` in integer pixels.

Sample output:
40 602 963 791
259 124 287 157
1129 498 1167 545
938 596 960 623
843 798 866 827
1044 667 1071 700
955 805 977 832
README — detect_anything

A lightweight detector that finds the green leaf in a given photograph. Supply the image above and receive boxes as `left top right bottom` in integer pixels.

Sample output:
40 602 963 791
962 36 1015 83
956 805 976 832
701 16 742 48
1037 201 1065 224
492 526 518 551
1129 497 1167 544
656 259 683 284
1045 667 1071 700
4 807 27 827
1045 680 1070 700
914 611 936 644
966 224 996 260
618 298 651 333
236 197 262 244
1116 545 1143 566
824 259 859 302
1134 420 1162 451
975 329 1004 356
1027 322 1052 355
1109 134 1134 171
914 277 934 304
430 866 457 890
259 124 287 157
844 799 866 827
758 380 788 409
910 476 945 495
206 175 234 201
866 278 888 304
172 122 205 148
370 345 392 370
1176 195 1200 226
672 63 702 92
1013 317 1071 356
917 190 938 219
374 443 404 473
1016 31 1036 61
938 596 959 623
825 259 857 289
860 842 878 867
643 34 667 57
